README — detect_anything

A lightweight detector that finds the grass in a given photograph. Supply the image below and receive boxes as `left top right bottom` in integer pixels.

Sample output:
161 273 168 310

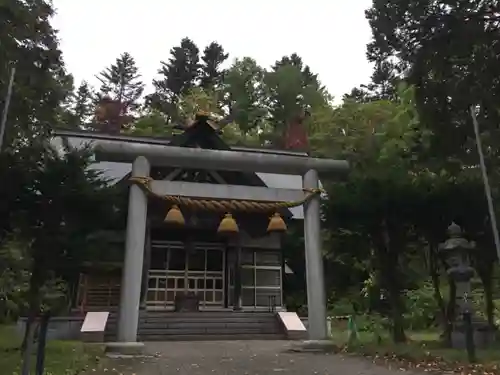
0 324 105 375
330 328 500 373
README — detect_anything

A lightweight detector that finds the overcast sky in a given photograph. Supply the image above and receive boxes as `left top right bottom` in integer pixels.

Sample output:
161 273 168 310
51 0 374 103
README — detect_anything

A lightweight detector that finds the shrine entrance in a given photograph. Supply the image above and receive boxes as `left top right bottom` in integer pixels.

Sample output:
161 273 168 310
147 241 225 309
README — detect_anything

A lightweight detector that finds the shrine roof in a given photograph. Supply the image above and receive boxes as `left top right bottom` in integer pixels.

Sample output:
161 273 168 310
52 129 309 157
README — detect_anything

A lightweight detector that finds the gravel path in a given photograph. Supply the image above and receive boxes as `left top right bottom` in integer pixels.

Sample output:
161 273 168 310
92 340 429 375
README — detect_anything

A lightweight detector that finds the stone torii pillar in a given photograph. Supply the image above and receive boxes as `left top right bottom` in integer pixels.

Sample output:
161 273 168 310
303 169 327 339
108 156 150 354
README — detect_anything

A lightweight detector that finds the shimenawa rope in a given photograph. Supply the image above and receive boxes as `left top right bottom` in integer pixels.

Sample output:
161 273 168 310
129 176 323 213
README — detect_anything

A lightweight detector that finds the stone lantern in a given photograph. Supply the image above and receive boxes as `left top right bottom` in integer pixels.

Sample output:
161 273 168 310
438 222 495 348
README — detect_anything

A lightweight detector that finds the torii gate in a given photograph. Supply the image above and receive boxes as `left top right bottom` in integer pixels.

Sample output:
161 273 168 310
94 140 349 351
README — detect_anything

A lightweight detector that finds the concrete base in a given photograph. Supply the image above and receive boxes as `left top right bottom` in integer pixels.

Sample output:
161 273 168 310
288 340 338 353
81 331 105 343
17 316 84 341
105 342 145 356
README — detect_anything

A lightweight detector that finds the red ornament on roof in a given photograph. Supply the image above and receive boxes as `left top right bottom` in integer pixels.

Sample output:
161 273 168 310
94 96 133 134
284 111 310 151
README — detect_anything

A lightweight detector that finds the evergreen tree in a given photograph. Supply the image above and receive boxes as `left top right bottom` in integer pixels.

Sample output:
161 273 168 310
97 52 144 114
271 53 318 88
62 81 94 129
146 37 200 122
0 0 71 145
223 57 267 133
200 42 228 89
363 0 500 162
73 82 94 123
264 54 327 148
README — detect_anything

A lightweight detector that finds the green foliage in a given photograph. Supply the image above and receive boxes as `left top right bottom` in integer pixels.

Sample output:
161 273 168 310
97 52 144 110
223 57 268 133
264 54 329 147
364 0 500 163
404 282 440 331
0 239 30 322
146 37 201 120
60 81 95 129
124 110 176 138
0 144 118 318
4 1 500 351
0 325 104 375
176 87 222 119
0 0 72 145
200 42 228 89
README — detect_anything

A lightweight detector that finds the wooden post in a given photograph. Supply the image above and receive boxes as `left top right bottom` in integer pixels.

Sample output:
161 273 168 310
233 244 242 310
223 245 229 309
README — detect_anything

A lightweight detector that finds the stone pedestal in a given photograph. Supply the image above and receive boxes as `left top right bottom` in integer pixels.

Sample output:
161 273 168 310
451 320 496 349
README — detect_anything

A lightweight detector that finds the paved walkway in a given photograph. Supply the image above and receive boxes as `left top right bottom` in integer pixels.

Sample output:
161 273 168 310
95 341 427 375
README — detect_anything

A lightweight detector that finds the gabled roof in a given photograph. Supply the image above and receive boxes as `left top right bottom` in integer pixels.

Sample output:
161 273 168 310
52 123 308 219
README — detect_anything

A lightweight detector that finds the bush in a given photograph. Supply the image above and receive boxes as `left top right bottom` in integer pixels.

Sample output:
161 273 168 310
0 239 30 323
403 281 440 330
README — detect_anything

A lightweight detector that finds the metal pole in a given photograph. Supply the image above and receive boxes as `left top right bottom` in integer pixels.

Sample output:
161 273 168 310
470 106 500 262
0 65 16 151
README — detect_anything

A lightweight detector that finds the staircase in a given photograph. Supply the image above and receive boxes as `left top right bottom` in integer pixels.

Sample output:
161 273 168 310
105 311 286 341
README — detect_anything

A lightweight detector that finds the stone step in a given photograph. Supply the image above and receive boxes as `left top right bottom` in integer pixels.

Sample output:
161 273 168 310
137 333 285 341
138 311 276 317
104 311 285 341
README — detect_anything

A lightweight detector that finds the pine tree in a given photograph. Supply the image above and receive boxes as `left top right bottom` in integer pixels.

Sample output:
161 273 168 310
0 0 71 144
363 0 500 163
97 52 144 114
59 81 95 129
146 37 200 122
223 57 267 133
272 53 319 88
265 54 326 148
72 81 94 127
200 42 228 89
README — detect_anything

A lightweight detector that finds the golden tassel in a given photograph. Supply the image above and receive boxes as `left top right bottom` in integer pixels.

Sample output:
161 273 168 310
267 212 287 233
164 205 185 226
217 213 239 235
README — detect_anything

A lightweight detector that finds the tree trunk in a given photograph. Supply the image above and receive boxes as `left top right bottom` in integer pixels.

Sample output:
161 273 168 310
35 312 50 375
385 279 407 343
427 243 447 331
21 319 37 375
20 309 36 353
21 283 41 352
21 255 43 353
374 220 406 343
